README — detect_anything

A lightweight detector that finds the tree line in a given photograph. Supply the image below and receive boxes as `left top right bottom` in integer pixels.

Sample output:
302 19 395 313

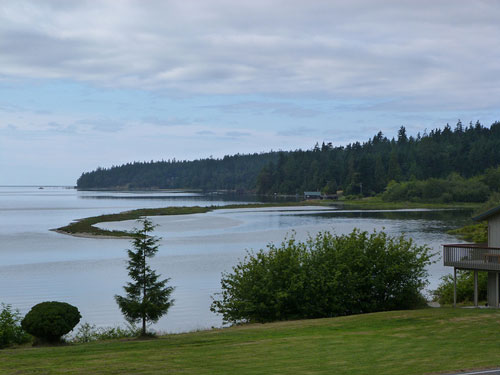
77 152 279 190
77 121 500 201
257 120 500 196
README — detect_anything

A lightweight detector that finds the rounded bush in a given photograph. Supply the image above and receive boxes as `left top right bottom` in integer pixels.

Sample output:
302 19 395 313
21 301 81 343
211 229 432 324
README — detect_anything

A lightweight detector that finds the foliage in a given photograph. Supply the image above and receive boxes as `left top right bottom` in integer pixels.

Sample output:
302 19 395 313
0 304 31 349
77 152 278 191
72 322 140 343
472 191 500 216
21 301 81 343
321 180 338 195
211 229 433 324
256 121 500 196
77 121 500 200
115 219 174 336
381 174 490 203
432 271 488 305
447 221 487 243
446 192 500 242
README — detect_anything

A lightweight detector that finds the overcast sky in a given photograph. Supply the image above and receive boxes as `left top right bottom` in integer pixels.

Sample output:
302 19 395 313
1 0 500 185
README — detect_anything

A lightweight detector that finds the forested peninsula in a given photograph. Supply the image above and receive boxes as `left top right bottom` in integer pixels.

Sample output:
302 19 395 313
77 152 278 191
77 121 500 203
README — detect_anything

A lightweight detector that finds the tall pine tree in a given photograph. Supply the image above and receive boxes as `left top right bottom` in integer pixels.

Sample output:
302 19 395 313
115 219 174 336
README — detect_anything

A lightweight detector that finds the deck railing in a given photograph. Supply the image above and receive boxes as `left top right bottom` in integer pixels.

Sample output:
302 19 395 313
443 244 500 271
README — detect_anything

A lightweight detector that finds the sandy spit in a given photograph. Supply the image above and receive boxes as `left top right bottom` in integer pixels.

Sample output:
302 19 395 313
50 229 133 240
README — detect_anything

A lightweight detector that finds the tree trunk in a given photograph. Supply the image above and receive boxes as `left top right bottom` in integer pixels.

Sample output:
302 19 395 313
142 240 147 336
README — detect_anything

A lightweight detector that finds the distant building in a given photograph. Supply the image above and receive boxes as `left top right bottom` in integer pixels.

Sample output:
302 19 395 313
304 191 322 199
443 205 500 307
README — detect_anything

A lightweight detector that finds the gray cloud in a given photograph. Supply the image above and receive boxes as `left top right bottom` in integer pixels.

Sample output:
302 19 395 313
225 131 251 138
35 109 52 115
74 118 124 132
0 103 24 113
196 130 215 136
141 116 189 126
204 101 322 118
277 126 314 137
46 121 80 135
1 0 500 111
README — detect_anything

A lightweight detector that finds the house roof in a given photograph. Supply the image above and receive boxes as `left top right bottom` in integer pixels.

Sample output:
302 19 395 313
473 205 500 221
304 191 321 196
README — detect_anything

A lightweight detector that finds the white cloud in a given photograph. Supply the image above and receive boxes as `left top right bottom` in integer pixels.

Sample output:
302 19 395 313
2 0 500 184
0 1 499 110
203 101 322 118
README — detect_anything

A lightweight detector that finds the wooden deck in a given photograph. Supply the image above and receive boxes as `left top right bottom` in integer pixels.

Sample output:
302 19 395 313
443 244 500 271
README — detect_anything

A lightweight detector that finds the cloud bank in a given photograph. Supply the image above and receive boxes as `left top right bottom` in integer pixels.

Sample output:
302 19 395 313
1 0 500 184
1 0 499 110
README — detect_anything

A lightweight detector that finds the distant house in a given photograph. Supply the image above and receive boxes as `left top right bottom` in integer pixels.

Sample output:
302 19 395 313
304 191 322 199
443 205 500 307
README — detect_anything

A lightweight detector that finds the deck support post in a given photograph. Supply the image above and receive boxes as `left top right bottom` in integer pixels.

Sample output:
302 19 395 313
487 272 499 308
496 272 499 308
474 270 478 307
453 267 457 308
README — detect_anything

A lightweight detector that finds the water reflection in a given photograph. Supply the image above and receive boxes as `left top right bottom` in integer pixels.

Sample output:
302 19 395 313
0 187 473 333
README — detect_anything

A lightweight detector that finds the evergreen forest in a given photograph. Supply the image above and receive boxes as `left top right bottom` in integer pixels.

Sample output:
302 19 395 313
77 120 500 203
77 152 278 191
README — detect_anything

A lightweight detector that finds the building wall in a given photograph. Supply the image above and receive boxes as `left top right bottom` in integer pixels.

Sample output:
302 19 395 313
488 215 500 307
489 215 500 247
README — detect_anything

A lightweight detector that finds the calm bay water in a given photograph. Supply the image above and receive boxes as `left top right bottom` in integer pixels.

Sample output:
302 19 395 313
0 186 471 333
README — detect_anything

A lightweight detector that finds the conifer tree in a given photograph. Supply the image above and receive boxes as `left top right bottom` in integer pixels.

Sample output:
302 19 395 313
115 219 174 336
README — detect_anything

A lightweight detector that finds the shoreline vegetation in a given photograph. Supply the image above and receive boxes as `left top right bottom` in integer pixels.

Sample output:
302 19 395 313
54 196 479 239
54 202 324 238
4 308 500 375
447 221 488 243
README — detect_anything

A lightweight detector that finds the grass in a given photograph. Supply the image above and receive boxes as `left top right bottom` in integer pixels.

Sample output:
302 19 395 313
4 308 500 374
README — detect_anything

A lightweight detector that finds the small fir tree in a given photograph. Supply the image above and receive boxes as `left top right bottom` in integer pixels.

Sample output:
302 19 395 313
115 218 174 336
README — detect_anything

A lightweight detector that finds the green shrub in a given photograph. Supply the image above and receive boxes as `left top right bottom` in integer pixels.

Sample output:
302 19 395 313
21 302 81 344
448 192 500 243
448 221 487 243
211 229 433 324
473 191 500 217
0 304 31 349
432 271 487 305
72 323 140 343
381 175 490 203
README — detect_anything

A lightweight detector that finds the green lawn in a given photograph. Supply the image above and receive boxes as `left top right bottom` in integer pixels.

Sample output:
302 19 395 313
3 308 500 374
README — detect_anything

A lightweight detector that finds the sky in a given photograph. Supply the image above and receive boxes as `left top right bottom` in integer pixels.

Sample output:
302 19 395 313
1 0 500 185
